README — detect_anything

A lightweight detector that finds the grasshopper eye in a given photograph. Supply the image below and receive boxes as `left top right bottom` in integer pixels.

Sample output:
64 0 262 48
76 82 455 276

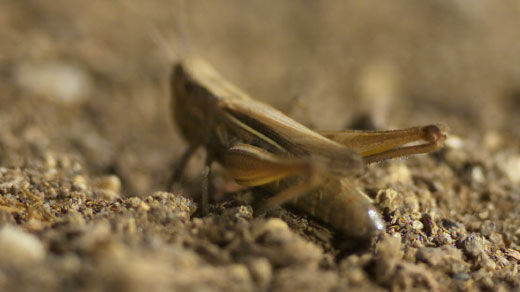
184 80 196 93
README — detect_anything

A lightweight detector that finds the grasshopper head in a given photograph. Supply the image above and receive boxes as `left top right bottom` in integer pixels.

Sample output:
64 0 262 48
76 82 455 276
171 61 218 146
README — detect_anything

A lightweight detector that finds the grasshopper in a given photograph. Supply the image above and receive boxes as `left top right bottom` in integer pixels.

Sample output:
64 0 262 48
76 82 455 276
168 57 446 240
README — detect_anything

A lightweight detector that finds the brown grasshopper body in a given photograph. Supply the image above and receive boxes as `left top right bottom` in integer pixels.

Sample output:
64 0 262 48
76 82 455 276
169 57 446 240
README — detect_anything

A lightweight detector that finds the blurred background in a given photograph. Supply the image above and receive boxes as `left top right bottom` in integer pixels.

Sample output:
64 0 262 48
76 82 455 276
1 0 520 196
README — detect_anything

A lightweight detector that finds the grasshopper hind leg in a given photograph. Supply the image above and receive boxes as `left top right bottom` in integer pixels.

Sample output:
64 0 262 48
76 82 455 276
223 144 323 214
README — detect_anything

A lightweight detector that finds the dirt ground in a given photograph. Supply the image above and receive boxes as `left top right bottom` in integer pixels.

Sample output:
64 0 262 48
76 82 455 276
1 1 520 291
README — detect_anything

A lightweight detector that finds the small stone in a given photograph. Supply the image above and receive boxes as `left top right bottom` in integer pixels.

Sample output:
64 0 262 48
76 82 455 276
376 188 401 211
246 257 272 290
94 175 122 194
451 262 468 274
346 268 367 286
250 218 322 267
101 189 120 201
471 166 485 184
61 253 82 273
445 147 468 167
403 194 420 213
435 232 454 245
129 197 142 208
139 201 151 211
500 155 520 184
25 218 47 232
15 61 91 104
417 246 465 273
0 210 16 226
445 136 464 149
73 175 88 191
505 249 520 262
463 236 497 270
482 131 502 151
0 226 45 264
480 275 495 289
272 266 338 292
59 210 86 227
80 221 112 253
358 58 399 128
93 175 122 201
228 264 252 283
374 236 402 282
453 273 470 281
44 153 57 168
412 220 424 230
480 220 495 237
383 163 412 185
478 209 489 220
464 235 486 258
421 213 436 236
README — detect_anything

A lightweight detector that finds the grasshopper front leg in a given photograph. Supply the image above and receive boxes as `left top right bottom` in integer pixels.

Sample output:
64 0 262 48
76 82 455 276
201 153 214 215
166 144 214 215
166 145 198 192
223 144 324 214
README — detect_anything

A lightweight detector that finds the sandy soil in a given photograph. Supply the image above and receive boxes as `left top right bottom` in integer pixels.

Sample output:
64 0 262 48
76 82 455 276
1 1 520 291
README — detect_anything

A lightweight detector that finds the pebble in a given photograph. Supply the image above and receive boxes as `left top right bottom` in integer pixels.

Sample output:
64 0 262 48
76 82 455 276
482 131 502 151
463 235 497 270
453 273 470 281
499 155 520 184
256 218 290 234
376 188 400 211
94 175 122 193
73 175 88 191
383 163 412 185
358 58 399 127
412 220 424 230
374 236 402 282
464 235 486 258
0 226 45 264
480 220 496 237
93 175 122 201
445 135 464 149
15 61 91 104
251 218 322 267
471 166 485 184
403 194 420 213
417 246 464 269
246 257 272 290
505 248 520 262
228 264 252 285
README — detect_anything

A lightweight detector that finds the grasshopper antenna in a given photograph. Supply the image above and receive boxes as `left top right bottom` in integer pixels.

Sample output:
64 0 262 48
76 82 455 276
117 0 181 63
148 0 190 61
147 24 178 63
176 0 191 57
